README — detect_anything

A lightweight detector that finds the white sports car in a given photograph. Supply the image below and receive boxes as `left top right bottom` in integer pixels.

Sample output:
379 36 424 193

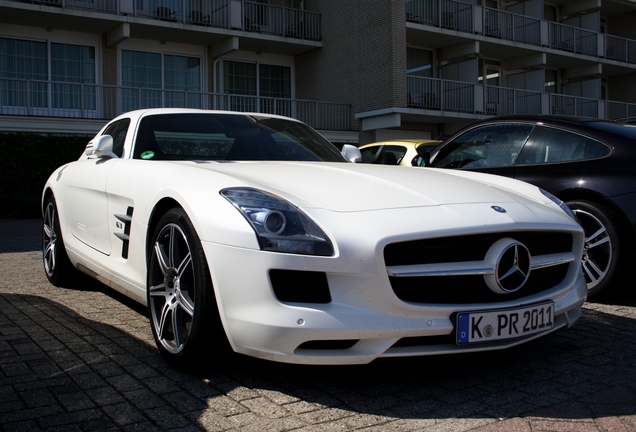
42 108 587 366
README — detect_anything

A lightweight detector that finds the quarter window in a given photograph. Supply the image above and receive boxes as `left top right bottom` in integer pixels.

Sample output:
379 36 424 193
360 145 381 163
517 127 611 165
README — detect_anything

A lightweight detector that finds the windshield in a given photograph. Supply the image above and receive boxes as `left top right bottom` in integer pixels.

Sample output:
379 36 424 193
133 113 346 162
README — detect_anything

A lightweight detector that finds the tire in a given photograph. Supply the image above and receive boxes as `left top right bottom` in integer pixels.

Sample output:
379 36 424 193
147 208 229 367
566 200 620 298
42 195 76 286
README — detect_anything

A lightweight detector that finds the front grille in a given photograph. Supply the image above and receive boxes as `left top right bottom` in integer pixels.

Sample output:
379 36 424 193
384 231 572 265
384 231 573 305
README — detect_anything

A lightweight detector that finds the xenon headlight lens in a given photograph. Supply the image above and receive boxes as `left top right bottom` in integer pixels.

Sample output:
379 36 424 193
221 188 334 256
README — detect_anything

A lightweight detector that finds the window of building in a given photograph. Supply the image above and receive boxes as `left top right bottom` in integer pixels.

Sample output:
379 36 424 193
545 69 558 93
222 60 292 113
407 48 433 77
121 50 201 111
0 37 96 115
544 3 558 22
478 58 500 86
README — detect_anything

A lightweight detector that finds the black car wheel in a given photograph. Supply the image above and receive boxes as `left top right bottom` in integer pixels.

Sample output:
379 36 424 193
42 196 76 286
147 208 228 366
566 200 620 297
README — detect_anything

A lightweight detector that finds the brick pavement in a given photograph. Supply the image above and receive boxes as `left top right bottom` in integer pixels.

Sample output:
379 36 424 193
1 219 636 431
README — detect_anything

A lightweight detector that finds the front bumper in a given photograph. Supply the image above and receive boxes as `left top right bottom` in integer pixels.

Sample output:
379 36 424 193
202 240 587 365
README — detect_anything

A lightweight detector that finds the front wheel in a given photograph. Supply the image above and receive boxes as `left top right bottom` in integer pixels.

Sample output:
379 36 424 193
566 200 620 297
147 208 229 367
43 195 76 286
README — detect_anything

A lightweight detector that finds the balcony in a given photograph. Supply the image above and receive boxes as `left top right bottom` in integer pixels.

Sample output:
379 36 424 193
407 75 636 120
3 0 321 41
0 78 352 132
406 0 636 65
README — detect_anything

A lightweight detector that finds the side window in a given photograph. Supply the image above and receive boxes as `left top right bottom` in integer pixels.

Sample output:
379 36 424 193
431 124 534 169
379 145 407 165
517 127 611 165
360 145 381 163
102 118 131 158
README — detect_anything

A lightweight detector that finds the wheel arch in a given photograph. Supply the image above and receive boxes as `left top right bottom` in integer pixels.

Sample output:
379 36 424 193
145 197 183 261
42 187 54 216
556 189 636 260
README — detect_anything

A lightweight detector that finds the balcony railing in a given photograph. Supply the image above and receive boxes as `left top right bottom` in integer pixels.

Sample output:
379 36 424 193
550 94 599 117
0 78 351 131
406 0 473 32
484 86 542 115
407 75 636 121
408 76 475 113
406 0 636 62
9 0 322 41
604 35 636 64
548 22 597 56
483 7 540 45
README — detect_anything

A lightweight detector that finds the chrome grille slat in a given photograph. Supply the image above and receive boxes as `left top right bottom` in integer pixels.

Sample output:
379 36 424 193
384 231 575 305
387 251 576 277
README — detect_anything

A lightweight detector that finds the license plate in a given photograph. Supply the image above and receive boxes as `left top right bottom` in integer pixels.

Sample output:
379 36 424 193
456 302 554 345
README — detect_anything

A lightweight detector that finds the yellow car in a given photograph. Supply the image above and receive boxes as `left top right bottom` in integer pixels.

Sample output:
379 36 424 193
359 139 441 166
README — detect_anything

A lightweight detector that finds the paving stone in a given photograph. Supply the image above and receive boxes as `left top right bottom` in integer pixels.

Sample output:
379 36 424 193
2 219 636 432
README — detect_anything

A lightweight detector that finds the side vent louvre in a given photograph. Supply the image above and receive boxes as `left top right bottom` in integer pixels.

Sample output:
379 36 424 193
115 207 134 259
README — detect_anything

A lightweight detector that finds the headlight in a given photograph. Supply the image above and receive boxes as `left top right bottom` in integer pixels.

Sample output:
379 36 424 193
540 189 578 222
221 188 334 256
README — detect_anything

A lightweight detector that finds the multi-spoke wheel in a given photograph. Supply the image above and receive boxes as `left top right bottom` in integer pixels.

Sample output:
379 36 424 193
147 208 228 366
567 200 620 297
43 196 75 286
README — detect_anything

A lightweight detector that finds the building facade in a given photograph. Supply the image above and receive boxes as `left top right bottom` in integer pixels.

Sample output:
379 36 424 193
1 0 635 144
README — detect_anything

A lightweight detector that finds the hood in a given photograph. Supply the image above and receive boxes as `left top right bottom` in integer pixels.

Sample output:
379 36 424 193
189 161 546 212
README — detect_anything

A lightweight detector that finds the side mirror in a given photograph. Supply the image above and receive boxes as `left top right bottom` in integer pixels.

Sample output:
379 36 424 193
341 144 362 163
85 135 117 159
411 148 430 167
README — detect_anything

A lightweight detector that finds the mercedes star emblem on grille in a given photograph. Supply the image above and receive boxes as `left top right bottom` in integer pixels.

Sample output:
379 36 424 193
484 238 532 294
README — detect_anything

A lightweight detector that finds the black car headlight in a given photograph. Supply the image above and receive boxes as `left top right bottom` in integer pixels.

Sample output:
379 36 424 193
540 189 578 222
221 188 334 256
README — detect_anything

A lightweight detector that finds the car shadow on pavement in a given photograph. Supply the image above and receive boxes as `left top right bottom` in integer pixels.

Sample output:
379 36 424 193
2 218 635 430
2 282 636 430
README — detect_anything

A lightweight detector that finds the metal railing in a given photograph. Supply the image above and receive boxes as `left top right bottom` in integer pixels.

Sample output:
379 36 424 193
484 86 542 115
548 22 597 56
407 75 636 121
483 8 540 45
0 77 351 131
406 0 636 62
605 100 636 120
406 0 473 32
407 76 474 113
604 35 636 64
550 94 598 117
9 0 322 41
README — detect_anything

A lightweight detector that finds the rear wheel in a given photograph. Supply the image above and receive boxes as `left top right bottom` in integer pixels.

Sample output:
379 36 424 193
42 196 76 286
566 200 620 297
147 208 229 367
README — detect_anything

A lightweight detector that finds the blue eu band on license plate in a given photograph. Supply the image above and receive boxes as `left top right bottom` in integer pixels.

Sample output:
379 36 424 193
456 302 554 344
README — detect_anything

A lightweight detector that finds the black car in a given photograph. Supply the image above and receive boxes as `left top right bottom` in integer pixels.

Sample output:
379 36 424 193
419 115 636 297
